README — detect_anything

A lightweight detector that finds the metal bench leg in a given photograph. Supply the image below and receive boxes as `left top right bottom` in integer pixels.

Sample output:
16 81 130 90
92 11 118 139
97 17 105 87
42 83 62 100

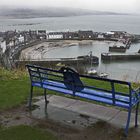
125 109 131 136
135 102 139 127
44 89 49 104
45 103 48 117
28 85 33 109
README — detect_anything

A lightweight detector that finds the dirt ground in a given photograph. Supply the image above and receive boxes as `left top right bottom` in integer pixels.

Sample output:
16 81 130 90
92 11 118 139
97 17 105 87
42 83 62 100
0 105 140 140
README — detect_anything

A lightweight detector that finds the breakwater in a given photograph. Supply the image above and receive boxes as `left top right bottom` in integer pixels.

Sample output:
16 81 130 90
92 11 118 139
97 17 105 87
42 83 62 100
16 55 99 68
101 53 140 62
109 46 126 53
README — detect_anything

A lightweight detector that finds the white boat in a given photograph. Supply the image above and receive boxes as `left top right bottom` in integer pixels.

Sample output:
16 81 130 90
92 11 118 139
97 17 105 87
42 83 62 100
56 62 65 67
87 69 97 75
98 73 109 78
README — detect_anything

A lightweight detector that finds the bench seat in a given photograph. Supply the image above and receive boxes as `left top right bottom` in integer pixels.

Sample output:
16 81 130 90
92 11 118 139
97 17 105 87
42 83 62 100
32 80 138 109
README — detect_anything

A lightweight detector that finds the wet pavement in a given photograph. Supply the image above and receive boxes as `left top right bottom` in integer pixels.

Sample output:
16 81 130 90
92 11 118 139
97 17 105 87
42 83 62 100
31 96 98 129
31 95 140 130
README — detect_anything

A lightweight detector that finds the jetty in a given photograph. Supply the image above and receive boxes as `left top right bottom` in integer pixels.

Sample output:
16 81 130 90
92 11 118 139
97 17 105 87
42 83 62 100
16 55 99 68
101 52 140 61
109 46 126 53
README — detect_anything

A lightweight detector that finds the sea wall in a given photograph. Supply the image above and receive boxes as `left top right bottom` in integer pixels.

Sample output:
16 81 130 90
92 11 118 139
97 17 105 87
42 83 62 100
101 53 140 62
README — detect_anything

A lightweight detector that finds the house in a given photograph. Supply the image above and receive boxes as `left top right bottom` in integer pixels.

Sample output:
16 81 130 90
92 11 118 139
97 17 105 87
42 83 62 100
38 30 47 40
7 39 15 48
78 30 94 40
47 32 63 40
110 31 127 38
29 30 37 40
21 31 32 42
63 32 78 40
38 30 46 35
0 32 5 38
18 35 25 43
97 33 105 39
0 39 6 53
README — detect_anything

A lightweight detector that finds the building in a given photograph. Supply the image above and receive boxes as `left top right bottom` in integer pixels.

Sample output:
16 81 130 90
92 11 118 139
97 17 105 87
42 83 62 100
78 30 94 40
29 30 37 40
38 30 47 40
63 32 79 40
18 35 25 43
97 33 105 39
48 32 63 40
110 31 127 38
0 39 6 53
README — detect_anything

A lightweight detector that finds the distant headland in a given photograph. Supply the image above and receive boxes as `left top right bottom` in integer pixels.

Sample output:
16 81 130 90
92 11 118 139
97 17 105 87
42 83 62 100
0 7 129 19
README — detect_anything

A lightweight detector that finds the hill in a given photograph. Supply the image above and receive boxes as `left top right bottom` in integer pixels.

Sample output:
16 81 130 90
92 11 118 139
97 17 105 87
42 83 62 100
0 7 125 19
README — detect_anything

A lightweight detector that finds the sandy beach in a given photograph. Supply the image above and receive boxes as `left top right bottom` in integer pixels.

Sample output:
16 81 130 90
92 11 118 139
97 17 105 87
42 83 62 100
19 40 94 60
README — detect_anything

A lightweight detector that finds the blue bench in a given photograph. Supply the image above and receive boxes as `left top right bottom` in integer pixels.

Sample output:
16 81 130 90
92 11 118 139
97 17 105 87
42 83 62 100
26 64 140 136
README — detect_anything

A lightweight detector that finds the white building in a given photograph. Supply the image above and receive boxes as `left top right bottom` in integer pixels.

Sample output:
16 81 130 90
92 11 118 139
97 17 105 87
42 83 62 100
97 34 104 39
106 32 115 35
0 40 6 53
18 35 25 43
8 40 15 47
48 32 63 40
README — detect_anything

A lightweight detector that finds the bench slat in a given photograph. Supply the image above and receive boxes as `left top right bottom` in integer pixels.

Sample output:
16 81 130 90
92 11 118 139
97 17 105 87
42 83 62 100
32 80 131 107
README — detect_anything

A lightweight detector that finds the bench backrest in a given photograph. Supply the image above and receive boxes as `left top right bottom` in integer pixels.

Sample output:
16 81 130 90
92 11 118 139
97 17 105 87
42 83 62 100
80 74 132 106
26 65 133 107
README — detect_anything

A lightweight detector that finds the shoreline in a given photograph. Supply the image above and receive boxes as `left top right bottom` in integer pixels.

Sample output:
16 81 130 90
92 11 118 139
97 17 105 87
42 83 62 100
19 40 114 60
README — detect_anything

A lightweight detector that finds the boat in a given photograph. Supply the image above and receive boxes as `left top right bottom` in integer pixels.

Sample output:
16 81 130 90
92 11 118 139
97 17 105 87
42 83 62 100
98 73 108 78
87 68 97 75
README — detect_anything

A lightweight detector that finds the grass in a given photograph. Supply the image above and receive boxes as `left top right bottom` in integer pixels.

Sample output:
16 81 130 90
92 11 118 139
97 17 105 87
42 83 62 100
0 67 44 110
81 77 130 93
0 67 30 110
0 125 56 140
0 79 29 110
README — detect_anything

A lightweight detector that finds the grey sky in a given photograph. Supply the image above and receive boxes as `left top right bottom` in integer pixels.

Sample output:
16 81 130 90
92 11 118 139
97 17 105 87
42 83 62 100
0 0 139 13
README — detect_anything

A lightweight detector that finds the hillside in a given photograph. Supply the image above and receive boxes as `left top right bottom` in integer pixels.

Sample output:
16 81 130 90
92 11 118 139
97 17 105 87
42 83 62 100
0 7 125 19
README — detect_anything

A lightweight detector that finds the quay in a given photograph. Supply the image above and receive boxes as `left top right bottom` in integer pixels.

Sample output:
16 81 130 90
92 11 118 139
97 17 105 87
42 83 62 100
101 52 140 61
109 46 126 53
16 55 99 68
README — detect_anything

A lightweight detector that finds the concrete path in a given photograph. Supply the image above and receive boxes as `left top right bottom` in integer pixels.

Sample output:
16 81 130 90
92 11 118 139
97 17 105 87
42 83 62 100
31 95 140 129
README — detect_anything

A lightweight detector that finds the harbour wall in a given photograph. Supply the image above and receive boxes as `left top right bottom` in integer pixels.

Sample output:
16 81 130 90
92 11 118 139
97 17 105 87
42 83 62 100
101 53 140 62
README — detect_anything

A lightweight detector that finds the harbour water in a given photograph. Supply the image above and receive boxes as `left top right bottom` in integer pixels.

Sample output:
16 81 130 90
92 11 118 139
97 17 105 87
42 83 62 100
20 40 140 82
1 15 140 82
44 42 140 82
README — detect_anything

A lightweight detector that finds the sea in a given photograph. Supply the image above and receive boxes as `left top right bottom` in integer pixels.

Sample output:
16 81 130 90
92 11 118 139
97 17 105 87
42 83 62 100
0 14 140 82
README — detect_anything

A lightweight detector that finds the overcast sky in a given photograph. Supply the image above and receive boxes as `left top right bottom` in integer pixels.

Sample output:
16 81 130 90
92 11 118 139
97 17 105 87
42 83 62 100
0 0 139 13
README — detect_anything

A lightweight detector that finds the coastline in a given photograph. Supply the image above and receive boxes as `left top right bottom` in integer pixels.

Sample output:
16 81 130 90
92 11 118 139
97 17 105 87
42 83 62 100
19 40 113 60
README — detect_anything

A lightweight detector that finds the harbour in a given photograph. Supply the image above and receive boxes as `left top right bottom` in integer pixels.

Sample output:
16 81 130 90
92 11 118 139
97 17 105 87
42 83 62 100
1 15 140 82
17 39 140 82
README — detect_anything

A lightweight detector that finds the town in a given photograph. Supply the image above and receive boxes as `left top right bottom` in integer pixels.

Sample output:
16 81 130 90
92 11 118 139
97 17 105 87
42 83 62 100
0 29 140 69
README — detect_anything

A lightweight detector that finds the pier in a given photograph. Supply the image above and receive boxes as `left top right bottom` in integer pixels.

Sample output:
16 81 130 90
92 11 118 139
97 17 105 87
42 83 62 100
16 55 99 68
109 46 126 53
101 52 140 62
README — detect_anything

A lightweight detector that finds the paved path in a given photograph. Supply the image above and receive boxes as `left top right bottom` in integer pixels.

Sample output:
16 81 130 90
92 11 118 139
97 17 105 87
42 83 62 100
32 95 140 129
